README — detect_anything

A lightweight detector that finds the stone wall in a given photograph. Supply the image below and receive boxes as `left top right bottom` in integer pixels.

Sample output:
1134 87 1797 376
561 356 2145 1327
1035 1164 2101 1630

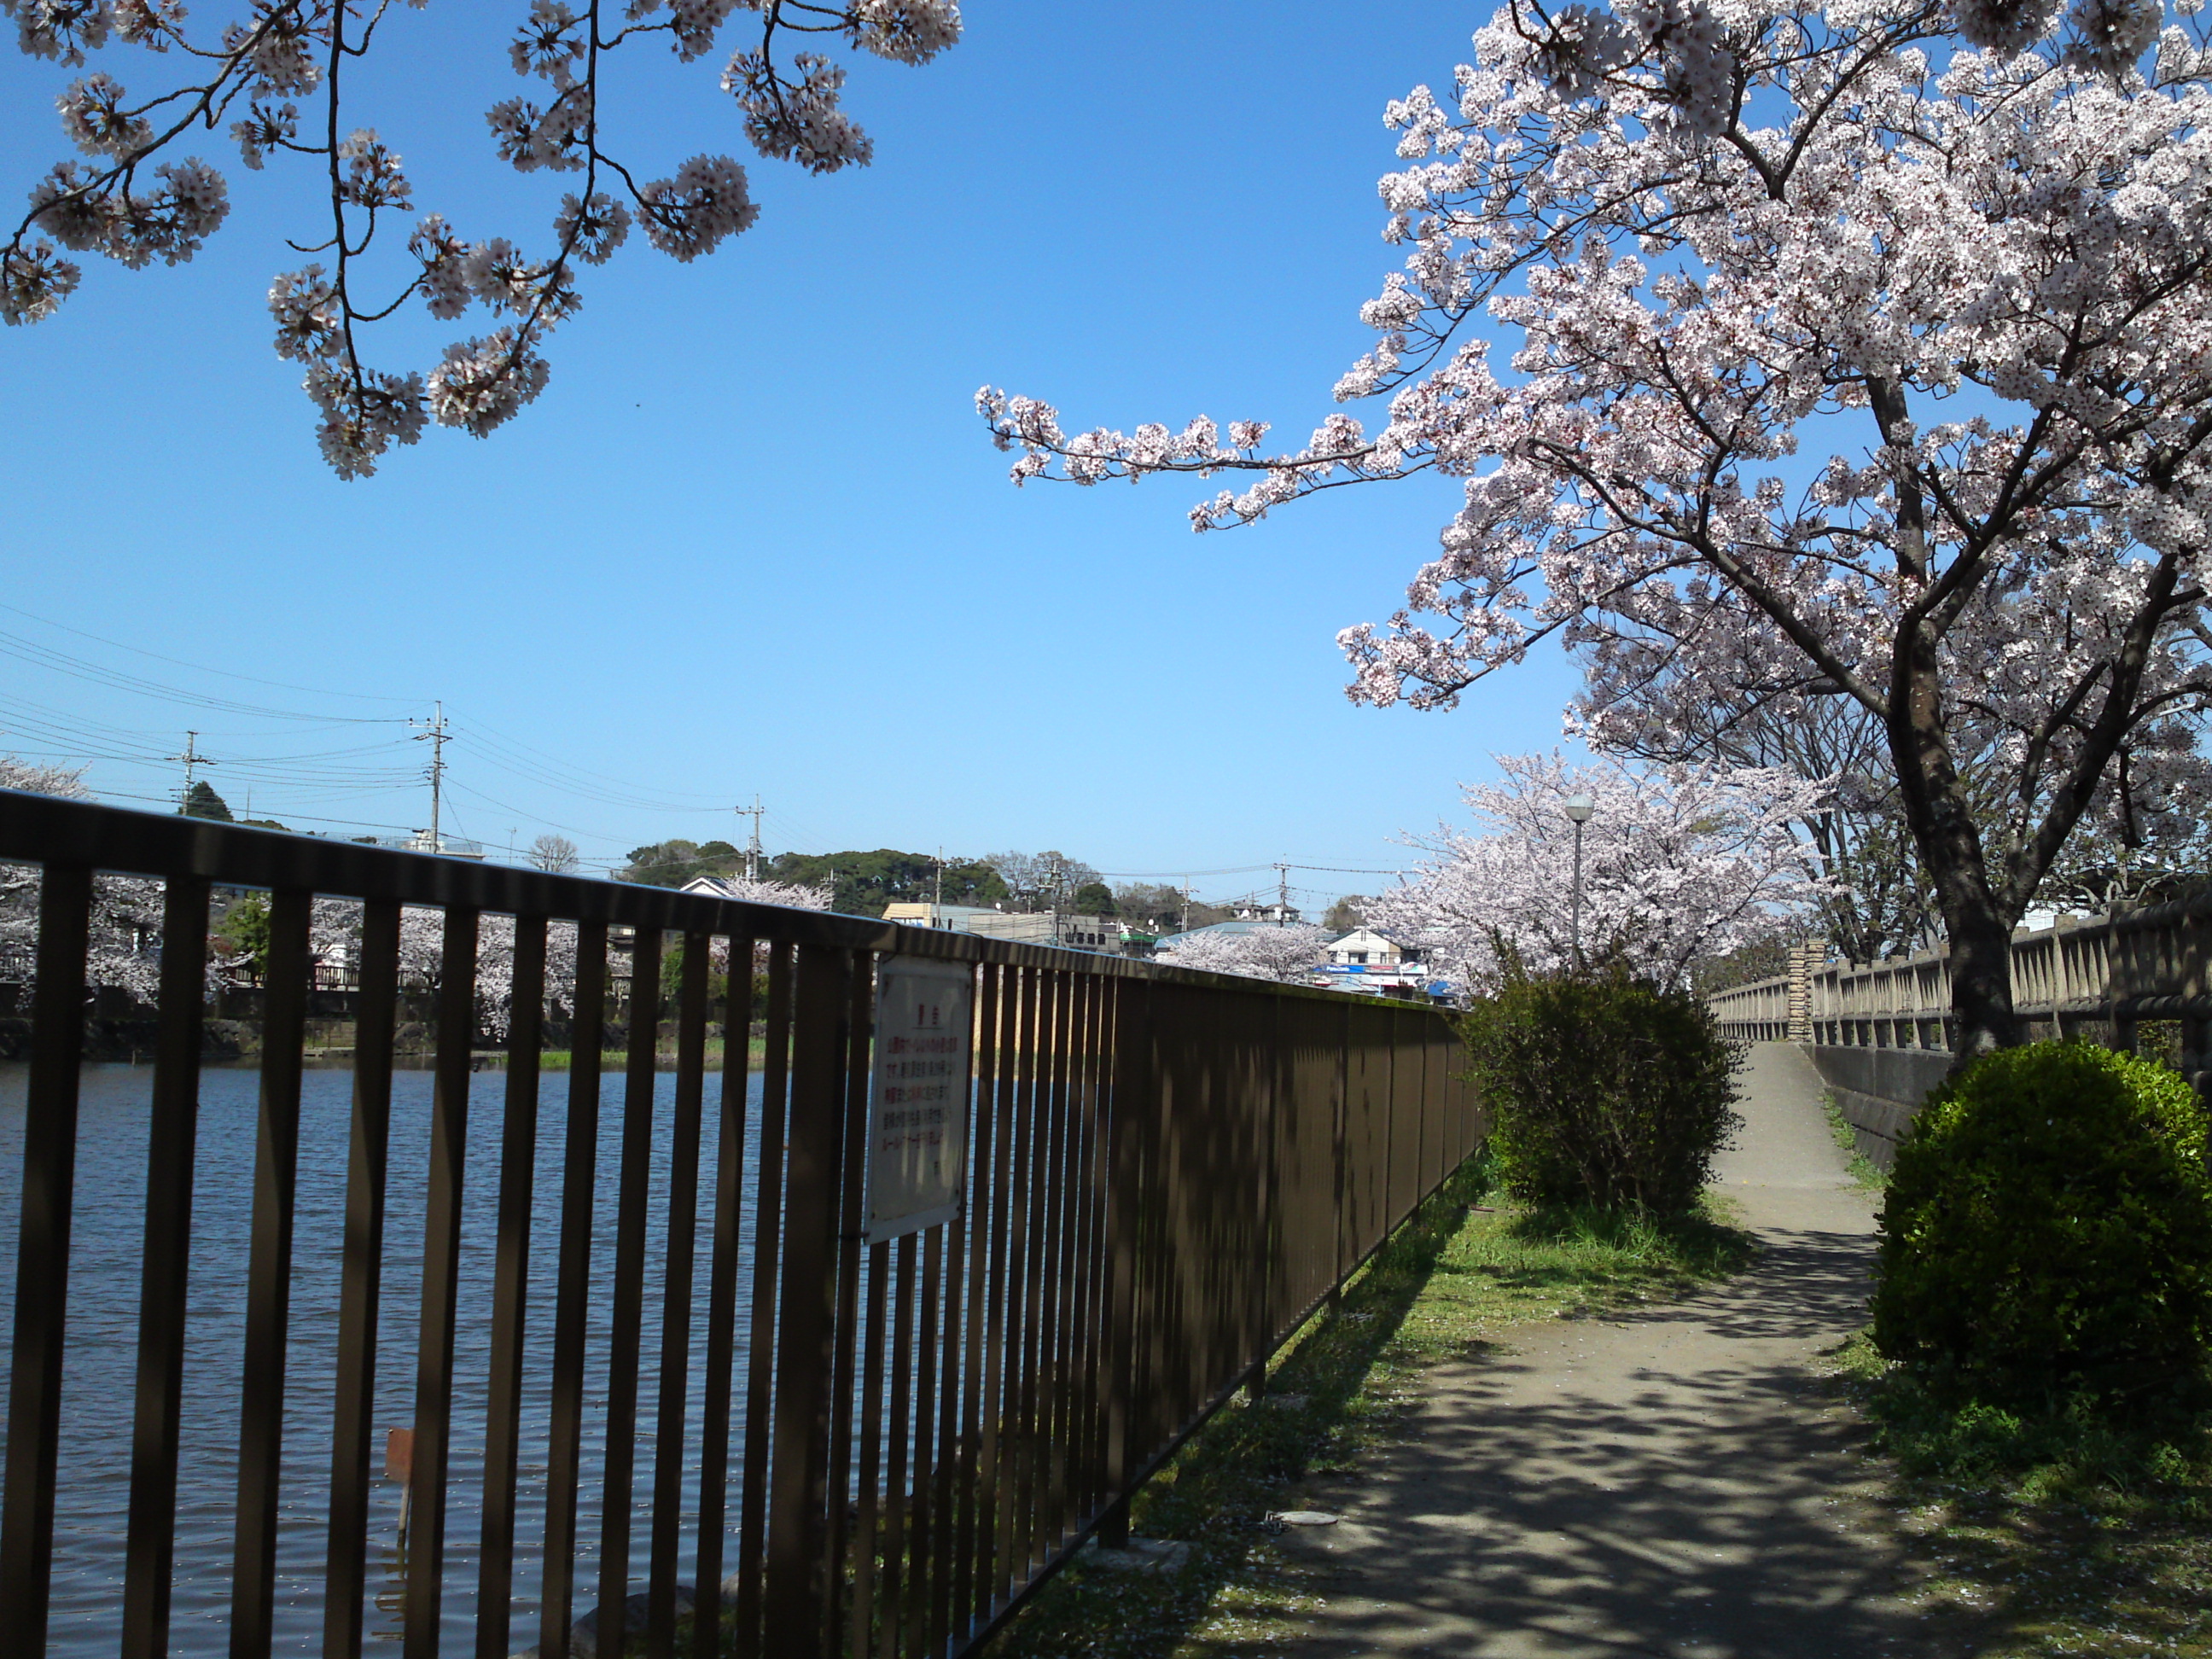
1803 1045 1953 1169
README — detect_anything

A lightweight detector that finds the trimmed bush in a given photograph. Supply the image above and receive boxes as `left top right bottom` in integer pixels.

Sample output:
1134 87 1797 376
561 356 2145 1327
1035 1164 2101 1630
1871 1041 2212 1408
1458 959 1741 1214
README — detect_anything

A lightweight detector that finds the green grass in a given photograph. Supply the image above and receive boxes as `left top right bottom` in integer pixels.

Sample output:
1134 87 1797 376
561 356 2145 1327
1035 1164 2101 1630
981 1159 1758 1659
527 1037 767 1070
1828 1332 2212 1655
1820 1089 1890 1190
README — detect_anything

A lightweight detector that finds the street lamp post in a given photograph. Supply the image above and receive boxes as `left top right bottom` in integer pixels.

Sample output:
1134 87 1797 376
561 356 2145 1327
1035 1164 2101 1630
1564 794 1595 967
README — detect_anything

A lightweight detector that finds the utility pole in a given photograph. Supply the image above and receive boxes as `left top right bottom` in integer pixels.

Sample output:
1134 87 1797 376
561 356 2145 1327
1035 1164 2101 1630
934 847 945 908
1045 858 1063 945
1181 881 1191 934
170 731 215 811
737 795 764 881
411 701 450 853
1274 860 1291 925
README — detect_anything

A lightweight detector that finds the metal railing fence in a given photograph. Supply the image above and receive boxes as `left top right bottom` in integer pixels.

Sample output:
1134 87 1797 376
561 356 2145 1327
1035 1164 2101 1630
0 794 1477 1659
1706 898 2212 1089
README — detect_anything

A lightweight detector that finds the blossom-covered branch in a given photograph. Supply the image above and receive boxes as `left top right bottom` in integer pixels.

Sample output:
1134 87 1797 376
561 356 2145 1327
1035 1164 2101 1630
987 0 2212 1051
4 0 960 475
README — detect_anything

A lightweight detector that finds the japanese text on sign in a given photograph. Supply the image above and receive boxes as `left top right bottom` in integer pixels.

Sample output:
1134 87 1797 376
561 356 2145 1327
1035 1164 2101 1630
864 957 974 1243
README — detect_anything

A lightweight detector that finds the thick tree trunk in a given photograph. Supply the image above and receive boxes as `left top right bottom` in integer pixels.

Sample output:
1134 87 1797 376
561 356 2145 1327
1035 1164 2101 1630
1883 594 2023 1062
1936 898 2020 1062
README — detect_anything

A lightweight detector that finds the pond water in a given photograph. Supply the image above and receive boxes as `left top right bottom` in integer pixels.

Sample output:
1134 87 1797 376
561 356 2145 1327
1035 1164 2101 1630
0 1061 767 1656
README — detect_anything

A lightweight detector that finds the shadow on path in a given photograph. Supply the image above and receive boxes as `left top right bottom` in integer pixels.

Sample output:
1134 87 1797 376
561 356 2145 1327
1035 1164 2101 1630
1266 1043 1970 1659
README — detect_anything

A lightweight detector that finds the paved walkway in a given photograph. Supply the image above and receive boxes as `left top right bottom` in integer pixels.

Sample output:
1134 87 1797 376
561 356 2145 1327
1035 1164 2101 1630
1272 1043 1958 1658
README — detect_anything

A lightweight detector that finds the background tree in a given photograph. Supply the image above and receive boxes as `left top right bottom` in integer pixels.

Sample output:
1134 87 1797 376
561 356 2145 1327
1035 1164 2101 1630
1111 882 1188 932
620 838 716 887
766 848 1006 916
985 850 1103 911
1155 923 1330 986
2 1 962 475
183 780 233 821
213 893 272 985
1071 881 1115 916
530 832 580 874
1324 895 1368 932
984 1 2212 1053
1 757 177 998
1371 754 1834 996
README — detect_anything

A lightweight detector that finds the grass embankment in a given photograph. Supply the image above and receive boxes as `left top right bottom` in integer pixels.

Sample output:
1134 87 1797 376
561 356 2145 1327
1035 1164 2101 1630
984 1157 1757 1659
1829 1322 2212 1653
527 1037 767 1071
1820 1088 1890 1191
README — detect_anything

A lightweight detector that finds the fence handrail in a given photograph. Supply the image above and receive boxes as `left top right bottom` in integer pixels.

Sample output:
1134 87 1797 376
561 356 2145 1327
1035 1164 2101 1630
0 790 1477 1659
0 789 1371 994
1707 898 2212 1084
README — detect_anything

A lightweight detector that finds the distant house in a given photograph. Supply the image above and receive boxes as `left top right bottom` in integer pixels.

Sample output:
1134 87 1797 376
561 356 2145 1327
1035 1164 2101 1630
1324 927 1410 969
371 831 485 860
1153 919 1297 949
1231 898 1303 924
882 903 1126 955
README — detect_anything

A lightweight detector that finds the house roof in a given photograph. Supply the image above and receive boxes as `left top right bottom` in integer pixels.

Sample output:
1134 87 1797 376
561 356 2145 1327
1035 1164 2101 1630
1153 920 1299 947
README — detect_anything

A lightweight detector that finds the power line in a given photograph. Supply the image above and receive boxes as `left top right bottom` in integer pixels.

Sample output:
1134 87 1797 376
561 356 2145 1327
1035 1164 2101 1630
0 601 424 703
0 629 414 724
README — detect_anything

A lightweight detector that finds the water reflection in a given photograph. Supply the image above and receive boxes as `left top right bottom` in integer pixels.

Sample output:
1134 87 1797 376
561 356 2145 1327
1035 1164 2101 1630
0 1061 764 1656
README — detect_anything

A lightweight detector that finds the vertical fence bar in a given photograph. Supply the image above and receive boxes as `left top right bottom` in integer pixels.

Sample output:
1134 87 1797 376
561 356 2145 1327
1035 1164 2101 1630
875 1236 915 1659
764 944 854 1659
928 1163 965 1657
228 885 313 1659
1007 967 1047 1584
1031 971 1073 1560
119 874 209 1659
734 941 795 1659
823 958 876 1654
694 932 756 1659
1097 978 1144 1550
539 920 608 1659
1064 974 1106 1521
981 969 1022 1627
0 862 91 1656
987 965 1031 1610
648 933 712 1659
319 898 399 1659
477 914 547 1659
950 961 999 1639
596 927 664 1659
906 1221 946 1659
402 905 480 1659
853 1235 891 1659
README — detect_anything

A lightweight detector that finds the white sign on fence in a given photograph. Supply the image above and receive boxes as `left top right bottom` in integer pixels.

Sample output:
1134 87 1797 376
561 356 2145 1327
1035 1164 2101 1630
864 956 975 1243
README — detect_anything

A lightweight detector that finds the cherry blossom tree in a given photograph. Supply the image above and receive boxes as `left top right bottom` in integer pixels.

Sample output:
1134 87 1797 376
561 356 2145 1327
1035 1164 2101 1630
684 871 832 910
3 0 960 476
1155 923 1330 986
1575 608 2212 951
1 756 166 997
982 0 2212 1054
1372 754 1832 994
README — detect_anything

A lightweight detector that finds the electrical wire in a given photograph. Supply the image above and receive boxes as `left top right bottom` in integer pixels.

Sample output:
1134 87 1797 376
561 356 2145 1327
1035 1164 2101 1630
0 601 424 704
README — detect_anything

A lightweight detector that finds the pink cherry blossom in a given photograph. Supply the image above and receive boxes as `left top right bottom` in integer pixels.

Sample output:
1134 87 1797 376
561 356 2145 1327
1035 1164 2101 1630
1372 754 1836 996
986 3 2212 1051
2 0 961 471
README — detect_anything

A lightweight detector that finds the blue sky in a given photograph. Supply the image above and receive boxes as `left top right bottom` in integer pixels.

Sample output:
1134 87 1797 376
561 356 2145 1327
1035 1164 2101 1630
0 3 1581 908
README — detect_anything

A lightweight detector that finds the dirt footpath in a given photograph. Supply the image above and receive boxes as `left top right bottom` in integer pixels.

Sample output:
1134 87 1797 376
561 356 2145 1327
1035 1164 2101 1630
1271 1043 1966 1658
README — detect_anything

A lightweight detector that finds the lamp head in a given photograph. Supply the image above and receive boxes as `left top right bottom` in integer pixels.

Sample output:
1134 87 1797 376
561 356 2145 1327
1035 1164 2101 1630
1563 794 1595 824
